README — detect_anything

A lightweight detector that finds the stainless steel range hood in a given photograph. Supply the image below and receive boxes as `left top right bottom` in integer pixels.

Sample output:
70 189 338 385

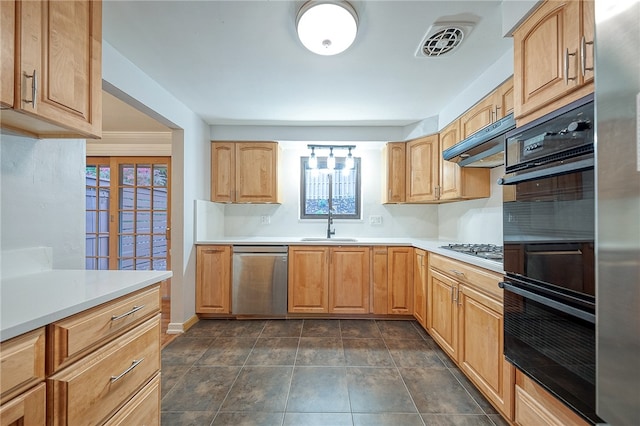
442 112 515 167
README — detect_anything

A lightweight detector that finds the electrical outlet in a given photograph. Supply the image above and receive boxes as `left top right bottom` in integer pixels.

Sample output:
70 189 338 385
260 215 271 225
369 215 383 225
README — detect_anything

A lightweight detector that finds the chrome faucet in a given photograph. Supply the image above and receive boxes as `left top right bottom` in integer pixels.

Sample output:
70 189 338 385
327 174 335 239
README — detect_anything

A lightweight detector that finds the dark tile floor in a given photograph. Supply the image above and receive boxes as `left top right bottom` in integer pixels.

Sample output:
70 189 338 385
161 319 510 426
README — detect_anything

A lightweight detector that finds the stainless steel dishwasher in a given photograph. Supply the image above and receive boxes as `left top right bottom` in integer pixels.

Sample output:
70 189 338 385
232 246 288 316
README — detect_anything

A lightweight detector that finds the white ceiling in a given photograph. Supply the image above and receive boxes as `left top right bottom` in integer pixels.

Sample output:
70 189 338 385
101 0 515 129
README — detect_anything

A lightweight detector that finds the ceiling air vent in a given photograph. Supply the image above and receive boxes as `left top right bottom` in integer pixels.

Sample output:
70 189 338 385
417 22 474 57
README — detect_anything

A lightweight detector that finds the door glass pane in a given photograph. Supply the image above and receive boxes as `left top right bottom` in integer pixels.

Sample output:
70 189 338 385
137 187 151 209
119 258 134 270
153 188 167 210
136 235 151 257
120 211 134 233
153 211 167 233
120 187 135 209
136 212 151 233
121 165 135 185
120 235 134 258
137 165 152 186
153 165 168 187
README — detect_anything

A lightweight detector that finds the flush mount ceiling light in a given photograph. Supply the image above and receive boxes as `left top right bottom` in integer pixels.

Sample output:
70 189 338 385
296 1 358 56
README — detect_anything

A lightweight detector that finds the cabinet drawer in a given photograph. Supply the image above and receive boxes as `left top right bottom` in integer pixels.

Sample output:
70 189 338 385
48 285 160 372
430 254 503 300
0 328 45 404
0 382 46 426
104 373 160 426
48 315 160 426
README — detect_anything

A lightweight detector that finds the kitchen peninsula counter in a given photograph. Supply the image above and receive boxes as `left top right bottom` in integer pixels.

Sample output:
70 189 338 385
195 237 504 274
0 269 172 341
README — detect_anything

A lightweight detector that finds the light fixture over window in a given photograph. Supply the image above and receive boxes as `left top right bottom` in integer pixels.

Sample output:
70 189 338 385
296 1 358 56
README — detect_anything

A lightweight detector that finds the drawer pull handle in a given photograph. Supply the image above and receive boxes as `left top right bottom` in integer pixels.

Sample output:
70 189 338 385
110 358 144 383
111 305 145 321
450 269 465 276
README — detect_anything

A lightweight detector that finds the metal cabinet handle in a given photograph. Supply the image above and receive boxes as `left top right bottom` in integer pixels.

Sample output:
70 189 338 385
580 36 594 76
450 269 465 276
23 69 37 108
111 305 145 321
110 358 144 383
564 48 577 84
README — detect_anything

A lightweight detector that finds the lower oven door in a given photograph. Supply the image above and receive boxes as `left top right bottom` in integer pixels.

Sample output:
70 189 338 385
500 276 601 424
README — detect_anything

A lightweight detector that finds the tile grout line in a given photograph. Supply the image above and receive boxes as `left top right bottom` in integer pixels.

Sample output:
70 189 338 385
208 321 267 426
338 319 356 426
377 320 427 426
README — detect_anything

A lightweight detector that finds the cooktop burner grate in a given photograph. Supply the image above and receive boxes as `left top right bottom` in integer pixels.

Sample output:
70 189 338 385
440 244 503 262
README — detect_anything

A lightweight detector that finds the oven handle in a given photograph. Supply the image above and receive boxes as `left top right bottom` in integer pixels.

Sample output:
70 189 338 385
498 157 594 185
499 281 595 323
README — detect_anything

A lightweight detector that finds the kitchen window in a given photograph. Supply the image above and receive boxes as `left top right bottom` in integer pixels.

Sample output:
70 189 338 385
300 157 361 219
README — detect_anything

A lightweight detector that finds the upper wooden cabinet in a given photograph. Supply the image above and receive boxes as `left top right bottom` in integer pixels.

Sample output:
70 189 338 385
438 120 490 201
460 77 514 140
381 142 406 203
406 134 439 203
513 0 594 125
0 0 102 138
211 141 280 203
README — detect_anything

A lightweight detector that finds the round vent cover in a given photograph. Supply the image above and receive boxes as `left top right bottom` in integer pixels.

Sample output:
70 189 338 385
422 26 465 57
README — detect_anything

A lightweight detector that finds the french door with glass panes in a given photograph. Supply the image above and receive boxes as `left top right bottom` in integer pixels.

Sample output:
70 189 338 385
85 157 170 271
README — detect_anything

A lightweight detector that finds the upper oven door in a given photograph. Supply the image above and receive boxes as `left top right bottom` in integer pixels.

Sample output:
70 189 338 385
502 163 595 297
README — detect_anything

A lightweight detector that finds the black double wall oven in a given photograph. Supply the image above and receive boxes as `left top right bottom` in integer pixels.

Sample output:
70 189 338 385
499 94 601 424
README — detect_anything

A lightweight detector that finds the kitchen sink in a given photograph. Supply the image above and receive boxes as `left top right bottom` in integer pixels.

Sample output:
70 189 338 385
300 237 358 242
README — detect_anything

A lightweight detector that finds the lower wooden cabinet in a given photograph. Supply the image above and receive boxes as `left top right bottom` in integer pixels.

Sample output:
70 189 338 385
288 246 370 314
371 246 414 315
428 253 514 420
0 382 46 426
413 249 427 327
196 245 232 314
514 370 589 426
0 283 162 426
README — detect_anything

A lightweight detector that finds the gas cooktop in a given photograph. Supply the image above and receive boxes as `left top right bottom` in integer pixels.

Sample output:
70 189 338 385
440 243 503 262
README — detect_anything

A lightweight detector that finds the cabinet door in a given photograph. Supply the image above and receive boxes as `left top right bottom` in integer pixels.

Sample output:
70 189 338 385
497 77 514 118
406 135 439 202
0 0 15 108
515 370 590 426
0 382 45 426
460 95 496 140
371 247 388 315
413 249 427 328
235 142 278 203
196 245 231 314
387 247 414 314
439 120 462 201
580 0 594 85
211 142 235 202
288 246 329 313
18 0 102 138
428 268 458 361
329 247 370 314
382 142 406 203
459 285 514 419
513 0 581 120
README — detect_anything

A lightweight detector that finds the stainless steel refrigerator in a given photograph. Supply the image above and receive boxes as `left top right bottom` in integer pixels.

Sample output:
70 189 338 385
595 1 640 424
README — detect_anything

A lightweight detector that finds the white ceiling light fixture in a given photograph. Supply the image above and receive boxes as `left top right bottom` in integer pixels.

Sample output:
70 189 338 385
296 1 358 56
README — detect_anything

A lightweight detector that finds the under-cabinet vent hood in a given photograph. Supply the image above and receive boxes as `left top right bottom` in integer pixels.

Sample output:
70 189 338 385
442 113 515 168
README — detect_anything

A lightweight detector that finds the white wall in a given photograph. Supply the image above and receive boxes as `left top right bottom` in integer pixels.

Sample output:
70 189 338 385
218 141 439 239
102 41 211 331
1 135 85 269
437 166 504 245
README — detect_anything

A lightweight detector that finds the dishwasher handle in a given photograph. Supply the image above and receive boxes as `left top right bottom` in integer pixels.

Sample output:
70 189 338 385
232 245 288 254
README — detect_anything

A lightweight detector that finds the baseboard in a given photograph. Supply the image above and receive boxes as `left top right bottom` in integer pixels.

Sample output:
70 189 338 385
166 314 199 334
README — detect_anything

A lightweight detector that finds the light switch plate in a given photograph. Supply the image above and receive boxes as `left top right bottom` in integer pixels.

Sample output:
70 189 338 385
369 215 383 225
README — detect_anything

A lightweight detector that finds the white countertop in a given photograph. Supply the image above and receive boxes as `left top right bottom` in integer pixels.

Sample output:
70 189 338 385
196 237 504 275
1 269 172 342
